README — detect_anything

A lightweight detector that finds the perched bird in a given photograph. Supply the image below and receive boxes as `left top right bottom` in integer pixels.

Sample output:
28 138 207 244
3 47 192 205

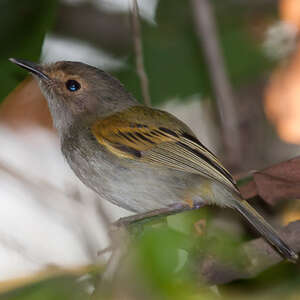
10 58 298 262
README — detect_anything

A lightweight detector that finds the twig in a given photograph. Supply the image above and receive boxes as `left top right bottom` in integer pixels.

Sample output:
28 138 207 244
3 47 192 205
131 0 151 106
97 246 113 256
0 160 110 261
114 202 205 228
190 0 241 168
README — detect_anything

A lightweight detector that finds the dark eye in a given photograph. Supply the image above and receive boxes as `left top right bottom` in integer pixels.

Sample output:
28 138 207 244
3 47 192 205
66 79 81 92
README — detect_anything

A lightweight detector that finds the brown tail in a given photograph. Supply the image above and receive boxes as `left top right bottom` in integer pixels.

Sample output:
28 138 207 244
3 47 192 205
233 200 298 262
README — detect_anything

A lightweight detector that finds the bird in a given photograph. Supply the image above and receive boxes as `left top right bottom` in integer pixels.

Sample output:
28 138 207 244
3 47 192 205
9 58 298 262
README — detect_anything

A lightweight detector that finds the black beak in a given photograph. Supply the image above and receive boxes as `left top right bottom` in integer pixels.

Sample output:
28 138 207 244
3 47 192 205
9 58 50 81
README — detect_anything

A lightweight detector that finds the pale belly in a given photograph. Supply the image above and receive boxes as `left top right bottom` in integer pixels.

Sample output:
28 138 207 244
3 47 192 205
62 132 205 213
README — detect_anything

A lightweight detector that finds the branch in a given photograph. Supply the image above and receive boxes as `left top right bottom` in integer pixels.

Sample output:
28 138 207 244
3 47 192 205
0 160 111 261
131 0 151 106
190 0 241 168
114 203 205 227
199 220 300 285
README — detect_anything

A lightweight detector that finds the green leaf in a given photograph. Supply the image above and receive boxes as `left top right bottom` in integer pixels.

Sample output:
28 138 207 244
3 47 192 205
0 275 85 300
0 0 57 102
114 0 276 106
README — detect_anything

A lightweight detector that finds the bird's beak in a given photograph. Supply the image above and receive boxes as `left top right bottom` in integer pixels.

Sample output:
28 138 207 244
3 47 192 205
9 58 50 81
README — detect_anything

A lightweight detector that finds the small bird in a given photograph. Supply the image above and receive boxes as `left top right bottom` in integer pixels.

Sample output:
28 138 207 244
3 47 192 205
10 58 298 262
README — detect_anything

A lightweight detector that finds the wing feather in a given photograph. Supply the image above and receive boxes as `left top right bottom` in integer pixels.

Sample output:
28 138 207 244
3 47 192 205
91 106 239 194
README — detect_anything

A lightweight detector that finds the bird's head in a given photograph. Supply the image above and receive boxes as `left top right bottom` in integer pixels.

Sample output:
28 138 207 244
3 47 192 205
9 58 137 134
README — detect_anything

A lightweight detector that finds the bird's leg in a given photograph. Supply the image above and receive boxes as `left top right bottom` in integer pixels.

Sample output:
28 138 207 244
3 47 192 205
113 202 206 228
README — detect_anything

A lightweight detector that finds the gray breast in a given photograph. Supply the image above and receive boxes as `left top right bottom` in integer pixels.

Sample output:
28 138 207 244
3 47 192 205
61 127 195 213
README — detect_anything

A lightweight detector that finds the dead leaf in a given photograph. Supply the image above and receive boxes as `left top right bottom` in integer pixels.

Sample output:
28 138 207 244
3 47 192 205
0 76 53 130
239 180 257 200
254 157 300 205
240 157 300 205
280 0 300 29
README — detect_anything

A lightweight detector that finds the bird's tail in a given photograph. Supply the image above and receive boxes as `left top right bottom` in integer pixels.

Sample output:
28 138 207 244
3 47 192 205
233 199 298 262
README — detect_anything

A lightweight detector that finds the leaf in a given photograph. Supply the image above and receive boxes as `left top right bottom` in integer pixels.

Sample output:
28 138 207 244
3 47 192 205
239 157 300 205
0 77 52 129
114 0 276 105
0 275 85 300
0 0 57 102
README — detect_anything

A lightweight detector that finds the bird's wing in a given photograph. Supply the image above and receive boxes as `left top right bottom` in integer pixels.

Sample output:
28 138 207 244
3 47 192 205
91 106 239 194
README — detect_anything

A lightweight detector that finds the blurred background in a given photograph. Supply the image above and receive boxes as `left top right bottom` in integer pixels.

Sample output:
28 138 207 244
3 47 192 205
0 0 300 299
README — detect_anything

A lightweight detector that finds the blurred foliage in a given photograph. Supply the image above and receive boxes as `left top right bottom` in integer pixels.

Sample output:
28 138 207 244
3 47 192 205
115 0 211 106
114 0 276 106
0 275 85 300
0 0 277 106
222 261 300 300
0 0 57 102
1 213 299 300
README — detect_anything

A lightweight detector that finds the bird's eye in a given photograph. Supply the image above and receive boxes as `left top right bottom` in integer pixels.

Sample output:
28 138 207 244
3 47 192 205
66 79 81 92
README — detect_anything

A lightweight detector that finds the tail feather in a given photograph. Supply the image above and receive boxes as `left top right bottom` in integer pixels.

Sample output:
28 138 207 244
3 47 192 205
233 199 298 262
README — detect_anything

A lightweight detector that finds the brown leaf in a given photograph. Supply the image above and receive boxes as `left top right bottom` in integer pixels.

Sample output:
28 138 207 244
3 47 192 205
0 76 53 130
239 180 258 200
239 157 300 205
254 157 300 205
